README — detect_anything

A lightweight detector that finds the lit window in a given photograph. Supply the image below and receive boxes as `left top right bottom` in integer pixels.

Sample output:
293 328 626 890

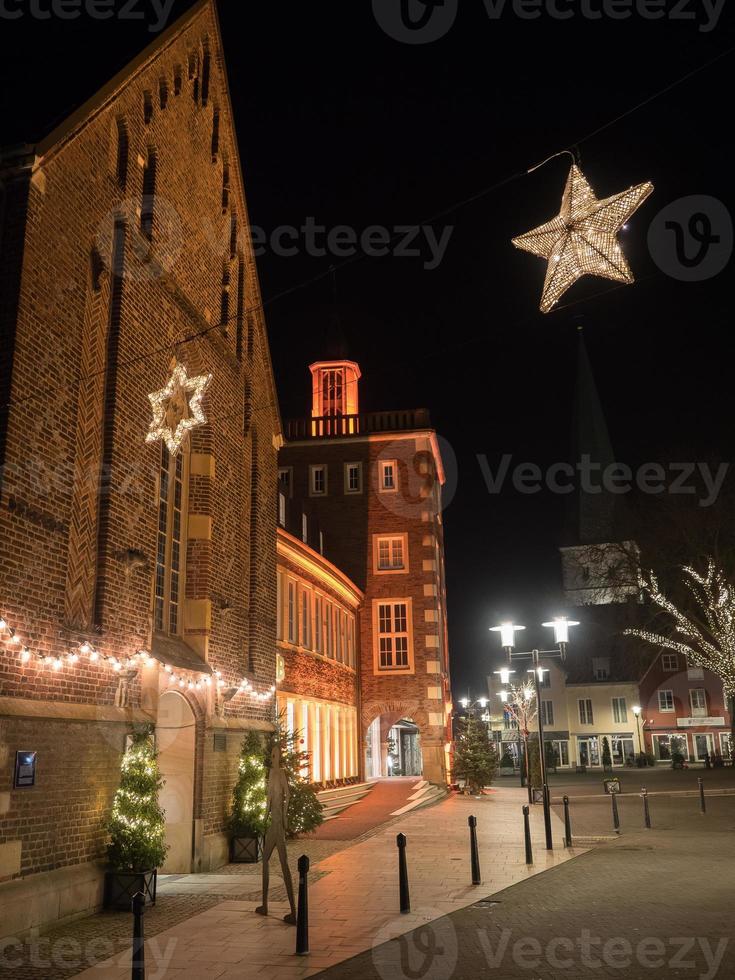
379 460 397 491
541 700 554 726
612 697 627 723
310 465 327 496
375 601 412 671
314 596 323 654
690 688 707 716
376 535 407 572
301 588 311 649
287 581 297 644
154 443 188 637
578 699 593 725
662 654 679 672
345 462 362 494
658 690 674 712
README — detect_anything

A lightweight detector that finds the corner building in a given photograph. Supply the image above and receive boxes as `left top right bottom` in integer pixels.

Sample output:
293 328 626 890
279 360 452 785
0 0 280 937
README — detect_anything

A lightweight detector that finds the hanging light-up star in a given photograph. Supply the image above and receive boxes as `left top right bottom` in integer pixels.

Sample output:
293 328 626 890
512 163 653 313
146 362 212 455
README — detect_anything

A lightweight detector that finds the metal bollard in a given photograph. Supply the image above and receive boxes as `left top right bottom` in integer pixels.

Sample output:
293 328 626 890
611 790 620 833
131 891 145 980
397 833 410 913
698 777 706 814
296 855 310 956
522 805 533 865
642 788 651 829
563 795 573 848
542 784 553 851
468 815 481 885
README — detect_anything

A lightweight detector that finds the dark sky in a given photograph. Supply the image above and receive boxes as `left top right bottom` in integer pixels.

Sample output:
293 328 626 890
2 0 734 696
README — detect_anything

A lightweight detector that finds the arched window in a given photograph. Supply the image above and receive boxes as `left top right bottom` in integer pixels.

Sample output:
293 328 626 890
140 148 157 240
154 442 189 636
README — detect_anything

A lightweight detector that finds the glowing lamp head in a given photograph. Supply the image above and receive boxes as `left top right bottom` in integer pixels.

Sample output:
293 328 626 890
494 667 515 685
498 690 508 703
21 647 32 663
89 649 99 662
543 617 579 648
459 698 469 709
632 705 641 717
478 697 488 709
0 617 7 630
79 642 92 655
490 621 525 650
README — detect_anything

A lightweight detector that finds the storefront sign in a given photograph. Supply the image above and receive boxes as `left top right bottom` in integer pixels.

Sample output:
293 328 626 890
677 717 725 727
14 750 37 788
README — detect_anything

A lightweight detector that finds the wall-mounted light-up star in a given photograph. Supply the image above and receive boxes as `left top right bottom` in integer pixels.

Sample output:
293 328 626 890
145 362 212 455
512 164 653 313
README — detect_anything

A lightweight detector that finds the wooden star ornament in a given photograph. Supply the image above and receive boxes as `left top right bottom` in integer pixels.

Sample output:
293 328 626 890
146 362 212 455
512 164 653 313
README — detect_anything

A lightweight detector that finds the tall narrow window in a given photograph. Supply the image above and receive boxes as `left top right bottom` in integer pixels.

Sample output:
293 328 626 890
229 213 238 258
211 107 220 160
287 580 296 644
222 162 230 212
236 255 245 361
200 42 211 106
140 148 157 240
143 91 154 125
314 596 323 654
154 443 188 636
159 78 169 110
112 117 129 189
173 65 183 95
220 263 230 334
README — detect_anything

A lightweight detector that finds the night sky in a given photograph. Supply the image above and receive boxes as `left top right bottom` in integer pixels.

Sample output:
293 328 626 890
2 0 734 697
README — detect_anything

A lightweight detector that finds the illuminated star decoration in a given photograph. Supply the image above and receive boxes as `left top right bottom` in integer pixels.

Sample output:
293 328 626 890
146 362 212 455
512 163 653 313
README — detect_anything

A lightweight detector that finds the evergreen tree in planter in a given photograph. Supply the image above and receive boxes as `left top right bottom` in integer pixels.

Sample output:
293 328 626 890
602 736 613 772
105 728 167 909
452 715 498 794
227 731 268 862
274 724 324 837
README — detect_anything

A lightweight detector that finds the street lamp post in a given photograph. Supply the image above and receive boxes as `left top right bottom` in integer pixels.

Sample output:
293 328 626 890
632 705 643 757
491 617 579 851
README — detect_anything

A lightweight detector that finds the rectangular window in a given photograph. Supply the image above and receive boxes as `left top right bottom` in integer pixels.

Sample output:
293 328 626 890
154 444 187 637
612 697 627 723
340 611 347 664
345 462 362 494
347 615 355 667
276 571 284 640
541 700 554 726
302 513 308 543
278 467 292 497
319 530 324 555
326 601 334 658
539 671 551 689
301 588 311 649
578 699 593 725
379 459 397 491
287 580 297 644
314 596 323 654
592 657 610 681
310 465 327 496
662 653 679 671
278 492 286 528
334 606 342 663
375 534 407 572
654 733 688 761
375 600 412 671
690 688 707 716
658 690 675 712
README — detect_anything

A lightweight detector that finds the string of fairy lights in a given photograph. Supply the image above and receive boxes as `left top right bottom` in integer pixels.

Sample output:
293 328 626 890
0 612 276 702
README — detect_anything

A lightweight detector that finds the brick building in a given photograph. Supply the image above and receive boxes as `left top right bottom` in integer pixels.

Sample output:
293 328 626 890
279 359 452 785
0 0 281 937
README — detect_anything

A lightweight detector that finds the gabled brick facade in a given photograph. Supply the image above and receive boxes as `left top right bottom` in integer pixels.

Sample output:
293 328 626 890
0 0 280 937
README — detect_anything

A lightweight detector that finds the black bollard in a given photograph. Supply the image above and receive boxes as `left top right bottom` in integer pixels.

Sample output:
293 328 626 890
563 795 573 848
611 790 620 833
468 815 481 885
397 833 410 913
642 788 651 829
522 805 533 865
131 891 145 980
698 777 706 814
542 783 553 850
296 855 310 956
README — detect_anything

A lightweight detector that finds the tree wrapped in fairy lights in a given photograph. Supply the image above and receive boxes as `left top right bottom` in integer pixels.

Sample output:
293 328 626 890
626 559 735 746
503 681 538 788
107 728 168 872
227 730 268 839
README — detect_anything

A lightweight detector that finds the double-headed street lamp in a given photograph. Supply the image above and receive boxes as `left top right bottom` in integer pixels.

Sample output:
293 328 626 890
490 616 579 851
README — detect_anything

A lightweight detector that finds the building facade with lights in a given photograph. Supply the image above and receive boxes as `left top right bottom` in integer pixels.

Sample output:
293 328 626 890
275 526 362 784
278 359 453 785
0 0 281 937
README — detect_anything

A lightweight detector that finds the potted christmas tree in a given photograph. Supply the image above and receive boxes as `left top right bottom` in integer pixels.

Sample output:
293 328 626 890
277 726 324 836
452 715 498 795
227 731 268 862
104 728 167 910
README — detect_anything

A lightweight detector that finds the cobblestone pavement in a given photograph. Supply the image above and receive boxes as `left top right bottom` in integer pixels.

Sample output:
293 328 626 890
319 795 735 980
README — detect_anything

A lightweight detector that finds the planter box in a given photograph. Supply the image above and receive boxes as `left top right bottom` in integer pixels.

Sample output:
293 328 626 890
230 836 260 864
499 767 515 777
603 778 621 795
531 787 545 804
104 869 157 911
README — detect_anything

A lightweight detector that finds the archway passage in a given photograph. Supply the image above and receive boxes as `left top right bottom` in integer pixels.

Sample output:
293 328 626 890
365 712 423 778
157 691 196 874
